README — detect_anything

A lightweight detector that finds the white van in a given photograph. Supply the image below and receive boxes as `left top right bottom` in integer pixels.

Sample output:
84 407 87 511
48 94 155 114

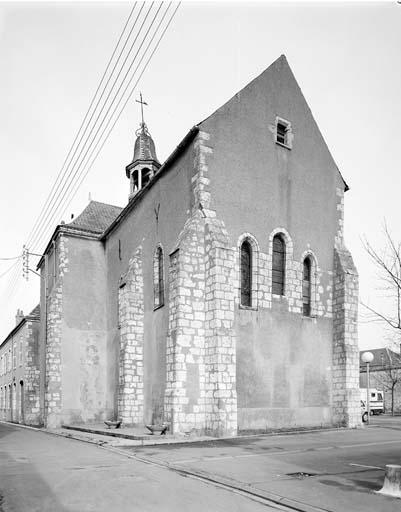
360 388 384 414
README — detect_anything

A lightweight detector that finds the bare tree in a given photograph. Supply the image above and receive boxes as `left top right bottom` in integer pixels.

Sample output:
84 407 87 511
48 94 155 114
362 223 401 329
362 224 401 414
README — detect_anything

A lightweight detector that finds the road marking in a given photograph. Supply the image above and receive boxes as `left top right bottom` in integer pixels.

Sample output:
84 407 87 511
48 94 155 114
338 440 401 449
349 463 384 470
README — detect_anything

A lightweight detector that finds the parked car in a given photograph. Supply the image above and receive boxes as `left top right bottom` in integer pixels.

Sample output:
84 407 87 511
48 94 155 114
361 400 368 423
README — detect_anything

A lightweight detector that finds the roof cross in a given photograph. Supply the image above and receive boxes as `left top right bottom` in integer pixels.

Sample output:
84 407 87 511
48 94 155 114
135 92 148 127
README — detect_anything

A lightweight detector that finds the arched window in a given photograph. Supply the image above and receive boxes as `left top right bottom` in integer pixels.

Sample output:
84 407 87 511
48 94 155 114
303 257 312 316
240 240 252 307
272 234 285 295
154 246 164 309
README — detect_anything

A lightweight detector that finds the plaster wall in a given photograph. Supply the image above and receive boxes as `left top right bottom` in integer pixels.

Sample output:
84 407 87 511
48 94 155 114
200 56 343 429
201 56 342 268
60 236 110 424
236 305 332 429
105 146 193 424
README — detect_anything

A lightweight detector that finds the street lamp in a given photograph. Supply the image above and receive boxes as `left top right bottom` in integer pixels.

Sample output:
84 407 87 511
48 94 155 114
362 351 374 425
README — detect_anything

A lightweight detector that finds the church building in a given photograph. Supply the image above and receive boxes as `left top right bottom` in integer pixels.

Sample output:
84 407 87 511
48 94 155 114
24 55 360 435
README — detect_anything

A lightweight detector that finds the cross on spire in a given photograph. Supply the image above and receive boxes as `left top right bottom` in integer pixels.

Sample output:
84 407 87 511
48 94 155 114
135 92 148 128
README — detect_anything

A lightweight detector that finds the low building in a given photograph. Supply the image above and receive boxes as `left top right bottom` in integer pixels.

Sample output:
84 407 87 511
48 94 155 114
359 348 401 414
0 306 41 425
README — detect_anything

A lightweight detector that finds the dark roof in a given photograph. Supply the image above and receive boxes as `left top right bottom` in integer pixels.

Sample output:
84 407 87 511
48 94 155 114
67 201 123 235
132 124 160 165
360 348 401 369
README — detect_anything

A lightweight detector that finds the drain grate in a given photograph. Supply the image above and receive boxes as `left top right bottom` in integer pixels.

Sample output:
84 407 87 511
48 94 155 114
286 472 317 479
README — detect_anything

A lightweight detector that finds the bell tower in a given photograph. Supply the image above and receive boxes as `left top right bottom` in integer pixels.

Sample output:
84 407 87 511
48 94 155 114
125 93 161 200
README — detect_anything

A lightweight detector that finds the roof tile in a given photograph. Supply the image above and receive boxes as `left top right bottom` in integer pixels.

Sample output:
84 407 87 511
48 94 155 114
67 201 123 235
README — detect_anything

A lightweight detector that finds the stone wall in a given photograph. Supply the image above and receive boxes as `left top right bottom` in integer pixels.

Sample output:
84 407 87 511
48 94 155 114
24 320 41 425
44 234 68 428
204 219 237 435
164 130 238 436
164 215 207 434
332 245 360 427
118 247 144 425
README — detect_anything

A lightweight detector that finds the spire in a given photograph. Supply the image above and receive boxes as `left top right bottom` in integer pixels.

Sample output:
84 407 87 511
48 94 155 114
132 122 160 165
125 93 161 201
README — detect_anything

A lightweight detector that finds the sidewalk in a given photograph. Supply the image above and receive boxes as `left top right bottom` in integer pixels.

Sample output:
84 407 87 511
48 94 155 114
55 422 350 448
58 423 217 447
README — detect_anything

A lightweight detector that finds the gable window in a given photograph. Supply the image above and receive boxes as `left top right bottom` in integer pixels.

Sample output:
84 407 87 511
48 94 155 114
277 123 287 145
272 234 285 295
240 240 252 307
275 117 292 148
154 246 164 309
302 257 312 316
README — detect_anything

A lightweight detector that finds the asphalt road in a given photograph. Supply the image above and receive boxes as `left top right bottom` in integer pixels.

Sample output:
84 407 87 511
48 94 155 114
0 422 275 512
2 417 401 512
124 417 401 512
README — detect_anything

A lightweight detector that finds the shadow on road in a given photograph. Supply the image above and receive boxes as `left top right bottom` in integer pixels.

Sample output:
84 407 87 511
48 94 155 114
0 422 70 512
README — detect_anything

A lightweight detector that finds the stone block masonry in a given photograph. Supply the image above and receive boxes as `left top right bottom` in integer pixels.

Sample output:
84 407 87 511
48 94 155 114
118 247 144 425
332 244 360 427
164 214 207 434
24 321 41 425
45 234 68 428
204 220 237 436
164 130 238 436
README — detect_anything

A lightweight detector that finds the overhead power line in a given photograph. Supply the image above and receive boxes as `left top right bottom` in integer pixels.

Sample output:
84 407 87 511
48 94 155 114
25 3 139 250
1 1 181 305
2 3 142 303
32 2 171 251
0 260 20 280
54 2 180 226
0 255 21 261
31 2 179 253
30 1 160 252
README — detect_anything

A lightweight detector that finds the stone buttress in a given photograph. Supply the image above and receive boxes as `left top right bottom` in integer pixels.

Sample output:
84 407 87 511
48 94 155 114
332 187 360 427
24 320 41 425
164 130 237 436
118 247 144 425
44 235 68 428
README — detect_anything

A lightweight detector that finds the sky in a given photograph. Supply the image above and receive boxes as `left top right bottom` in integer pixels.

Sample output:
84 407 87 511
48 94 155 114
0 0 400 349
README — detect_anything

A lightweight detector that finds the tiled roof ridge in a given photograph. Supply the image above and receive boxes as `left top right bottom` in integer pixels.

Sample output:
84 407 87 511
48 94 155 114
86 199 123 210
359 347 401 366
